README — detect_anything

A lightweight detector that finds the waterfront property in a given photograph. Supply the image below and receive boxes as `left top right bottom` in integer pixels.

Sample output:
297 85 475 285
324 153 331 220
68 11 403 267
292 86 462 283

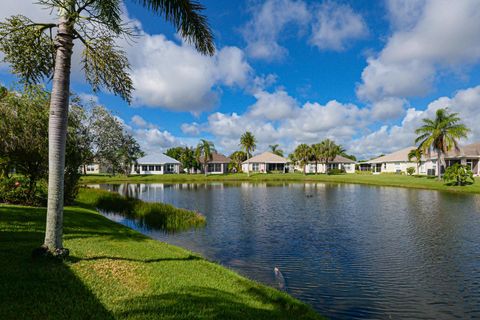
132 154 180 175
301 155 356 174
197 153 231 174
364 146 427 174
242 152 289 173
362 142 480 176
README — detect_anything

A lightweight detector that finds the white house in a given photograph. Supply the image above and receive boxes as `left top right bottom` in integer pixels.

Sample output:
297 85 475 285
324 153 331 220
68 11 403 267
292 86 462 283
301 155 356 174
365 146 424 174
131 154 180 175
363 143 480 176
242 152 289 173
81 163 110 174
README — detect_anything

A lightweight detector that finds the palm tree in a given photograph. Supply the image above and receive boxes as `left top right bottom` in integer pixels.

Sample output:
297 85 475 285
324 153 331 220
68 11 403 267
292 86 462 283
415 108 469 180
294 144 311 175
0 1 214 255
319 139 343 173
269 144 284 157
229 150 247 173
408 148 423 175
196 139 216 177
310 143 322 174
240 131 256 176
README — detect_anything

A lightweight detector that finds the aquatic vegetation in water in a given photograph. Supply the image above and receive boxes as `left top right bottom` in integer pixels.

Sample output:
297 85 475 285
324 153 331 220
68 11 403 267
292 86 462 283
78 188 205 232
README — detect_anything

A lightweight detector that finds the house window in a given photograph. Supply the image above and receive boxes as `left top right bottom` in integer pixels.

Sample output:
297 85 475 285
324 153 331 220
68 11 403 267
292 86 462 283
252 163 259 172
208 163 222 172
165 164 175 173
148 165 155 171
142 165 148 171
466 160 473 170
155 165 162 171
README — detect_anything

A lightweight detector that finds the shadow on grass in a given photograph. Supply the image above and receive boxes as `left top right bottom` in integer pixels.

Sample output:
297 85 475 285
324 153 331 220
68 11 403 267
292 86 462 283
68 254 202 264
0 206 114 320
118 286 319 320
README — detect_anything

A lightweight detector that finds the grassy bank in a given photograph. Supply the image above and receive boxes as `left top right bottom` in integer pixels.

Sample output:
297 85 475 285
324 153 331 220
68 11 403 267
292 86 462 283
0 201 322 319
78 188 205 232
81 173 480 194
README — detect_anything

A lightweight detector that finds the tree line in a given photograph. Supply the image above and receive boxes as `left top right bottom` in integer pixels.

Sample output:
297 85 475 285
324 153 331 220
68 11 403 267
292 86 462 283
0 85 143 204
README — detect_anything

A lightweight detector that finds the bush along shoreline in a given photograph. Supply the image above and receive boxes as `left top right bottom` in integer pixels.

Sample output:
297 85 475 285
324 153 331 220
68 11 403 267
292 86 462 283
77 188 206 233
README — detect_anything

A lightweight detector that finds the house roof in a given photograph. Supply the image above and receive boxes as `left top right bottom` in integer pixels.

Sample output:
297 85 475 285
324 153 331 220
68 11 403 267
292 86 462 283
428 142 480 159
243 152 289 164
330 155 356 164
367 146 420 164
136 154 180 165
198 153 231 163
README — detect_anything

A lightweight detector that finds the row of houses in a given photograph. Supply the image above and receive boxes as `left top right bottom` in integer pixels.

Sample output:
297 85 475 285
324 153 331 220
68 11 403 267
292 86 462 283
359 142 480 176
84 142 480 176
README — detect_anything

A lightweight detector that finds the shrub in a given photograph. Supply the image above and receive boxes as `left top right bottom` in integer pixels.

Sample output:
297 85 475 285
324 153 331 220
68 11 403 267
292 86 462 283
0 177 47 206
355 170 372 175
443 163 474 186
406 167 416 176
327 168 345 175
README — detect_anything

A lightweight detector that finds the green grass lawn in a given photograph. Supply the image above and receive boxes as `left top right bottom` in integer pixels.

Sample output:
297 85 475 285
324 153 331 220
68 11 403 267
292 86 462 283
80 173 480 194
0 200 322 319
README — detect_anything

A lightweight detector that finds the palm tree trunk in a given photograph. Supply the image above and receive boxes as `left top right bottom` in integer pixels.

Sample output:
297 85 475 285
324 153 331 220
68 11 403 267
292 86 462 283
247 152 250 177
437 150 442 180
204 161 208 177
43 17 74 253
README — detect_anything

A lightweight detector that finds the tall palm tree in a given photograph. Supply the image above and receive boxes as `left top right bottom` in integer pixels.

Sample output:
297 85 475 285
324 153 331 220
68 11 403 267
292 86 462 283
294 144 311 175
408 148 423 175
310 143 322 174
196 139 216 177
240 131 256 177
0 0 214 255
269 144 284 157
319 139 343 173
415 108 469 180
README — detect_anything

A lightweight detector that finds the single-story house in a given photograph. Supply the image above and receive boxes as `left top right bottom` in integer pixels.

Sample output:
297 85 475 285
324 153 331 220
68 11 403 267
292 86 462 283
301 155 356 174
131 154 180 175
425 142 480 176
81 163 110 174
365 146 424 174
362 142 480 176
197 153 231 174
242 152 289 173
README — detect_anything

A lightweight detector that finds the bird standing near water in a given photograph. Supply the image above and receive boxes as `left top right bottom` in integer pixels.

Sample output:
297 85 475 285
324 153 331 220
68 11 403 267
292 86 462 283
274 267 286 291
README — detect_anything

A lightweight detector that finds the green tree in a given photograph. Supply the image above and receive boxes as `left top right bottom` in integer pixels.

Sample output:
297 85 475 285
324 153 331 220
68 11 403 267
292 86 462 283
240 131 257 177
269 144 284 157
0 86 91 205
0 86 49 197
179 147 199 174
415 108 469 180
195 139 216 176
229 150 247 173
294 144 311 175
406 167 416 176
319 139 343 174
443 163 474 186
0 0 214 254
310 143 322 174
166 147 185 161
408 148 423 175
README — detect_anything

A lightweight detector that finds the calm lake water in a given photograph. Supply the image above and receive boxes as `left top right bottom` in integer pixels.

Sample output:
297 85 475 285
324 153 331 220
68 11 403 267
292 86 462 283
97 182 480 319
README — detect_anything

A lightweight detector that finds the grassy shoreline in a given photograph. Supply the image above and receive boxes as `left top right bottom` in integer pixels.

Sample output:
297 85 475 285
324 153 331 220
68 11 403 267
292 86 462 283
0 196 322 319
81 173 480 194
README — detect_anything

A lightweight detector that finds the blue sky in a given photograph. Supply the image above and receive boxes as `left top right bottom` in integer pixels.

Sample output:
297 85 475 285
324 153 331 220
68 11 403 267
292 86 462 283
2 0 480 159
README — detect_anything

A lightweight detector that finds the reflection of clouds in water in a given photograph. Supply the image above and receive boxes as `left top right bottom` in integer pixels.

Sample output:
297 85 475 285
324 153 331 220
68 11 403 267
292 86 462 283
94 182 480 319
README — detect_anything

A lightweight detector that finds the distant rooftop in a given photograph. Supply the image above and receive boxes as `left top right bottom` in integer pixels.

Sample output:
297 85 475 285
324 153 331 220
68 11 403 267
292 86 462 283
137 154 180 165
243 152 289 164
198 153 231 163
